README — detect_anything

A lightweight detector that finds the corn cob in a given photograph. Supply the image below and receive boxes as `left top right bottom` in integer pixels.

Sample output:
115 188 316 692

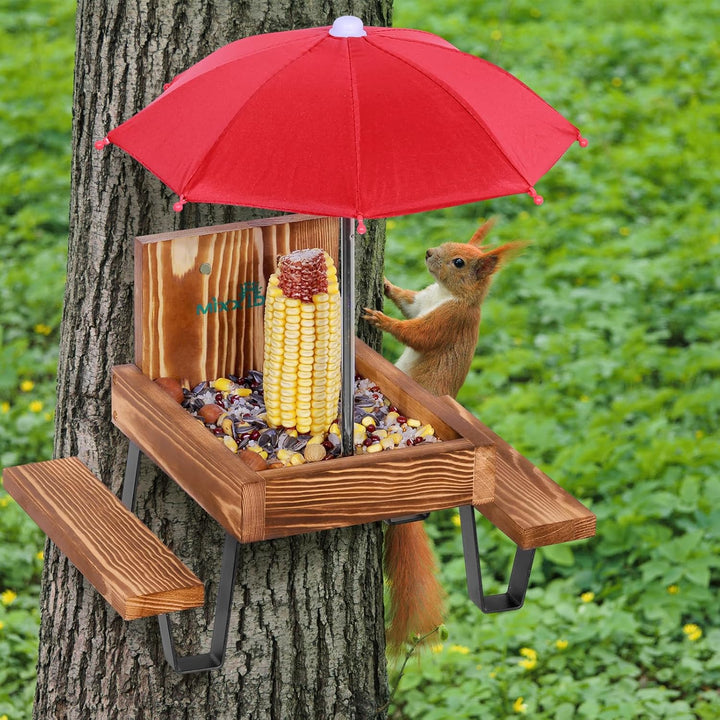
263 248 341 435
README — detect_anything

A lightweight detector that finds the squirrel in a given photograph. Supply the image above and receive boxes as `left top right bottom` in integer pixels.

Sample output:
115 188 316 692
362 218 526 654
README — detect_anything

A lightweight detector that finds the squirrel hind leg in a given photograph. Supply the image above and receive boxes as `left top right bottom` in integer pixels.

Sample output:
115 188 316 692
384 522 446 656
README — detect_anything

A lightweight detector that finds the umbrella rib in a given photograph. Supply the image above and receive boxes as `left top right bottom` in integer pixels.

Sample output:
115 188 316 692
363 35 537 189
181 34 330 199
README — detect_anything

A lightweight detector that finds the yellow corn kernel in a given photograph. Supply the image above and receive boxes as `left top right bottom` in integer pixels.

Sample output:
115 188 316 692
290 452 305 465
417 424 435 438
361 415 375 427
213 377 234 392
406 418 422 428
223 436 238 453
366 442 383 454
381 437 395 450
276 448 293 463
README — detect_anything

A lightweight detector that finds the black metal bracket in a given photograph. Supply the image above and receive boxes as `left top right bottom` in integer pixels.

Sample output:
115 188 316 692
459 505 536 613
122 441 239 673
384 512 430 525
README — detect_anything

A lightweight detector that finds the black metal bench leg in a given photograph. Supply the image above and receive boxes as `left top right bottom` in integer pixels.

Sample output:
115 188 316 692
122 441 240 673
459 505 535 613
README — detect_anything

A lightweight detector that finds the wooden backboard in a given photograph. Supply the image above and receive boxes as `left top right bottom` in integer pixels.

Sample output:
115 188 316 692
134 214 339 384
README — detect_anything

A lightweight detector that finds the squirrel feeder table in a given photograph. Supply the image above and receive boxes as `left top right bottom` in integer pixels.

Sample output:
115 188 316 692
4 215 595 673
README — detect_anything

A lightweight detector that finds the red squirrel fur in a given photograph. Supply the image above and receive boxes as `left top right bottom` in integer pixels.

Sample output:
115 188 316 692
363 219 526 653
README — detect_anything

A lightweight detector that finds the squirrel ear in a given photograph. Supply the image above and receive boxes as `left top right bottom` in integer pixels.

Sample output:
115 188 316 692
473 254 499 280
468 218 496 247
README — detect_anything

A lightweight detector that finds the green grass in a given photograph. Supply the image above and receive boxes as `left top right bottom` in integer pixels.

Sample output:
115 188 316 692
384 0 720 717
1 0 719 718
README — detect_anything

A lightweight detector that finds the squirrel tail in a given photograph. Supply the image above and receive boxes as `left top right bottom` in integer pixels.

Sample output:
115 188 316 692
384 521 446 656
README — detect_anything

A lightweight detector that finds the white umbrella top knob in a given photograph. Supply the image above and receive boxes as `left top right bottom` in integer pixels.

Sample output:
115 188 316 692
329 16 367 38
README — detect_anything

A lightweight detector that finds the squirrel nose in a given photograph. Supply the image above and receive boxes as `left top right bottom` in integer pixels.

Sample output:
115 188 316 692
425 249 432 259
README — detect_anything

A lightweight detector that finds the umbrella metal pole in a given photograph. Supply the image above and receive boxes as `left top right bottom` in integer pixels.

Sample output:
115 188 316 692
339 217 355 456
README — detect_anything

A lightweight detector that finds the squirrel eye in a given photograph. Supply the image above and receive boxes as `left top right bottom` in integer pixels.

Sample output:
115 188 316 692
452 257 465 268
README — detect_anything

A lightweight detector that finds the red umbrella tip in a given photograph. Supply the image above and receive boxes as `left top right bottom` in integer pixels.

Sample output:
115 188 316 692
94 137 110 150
528 188 544 206
357 216 367 234
173 197 187 212
578 135 589 148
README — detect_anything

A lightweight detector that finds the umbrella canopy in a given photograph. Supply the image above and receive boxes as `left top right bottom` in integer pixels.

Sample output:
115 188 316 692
100 16 586 225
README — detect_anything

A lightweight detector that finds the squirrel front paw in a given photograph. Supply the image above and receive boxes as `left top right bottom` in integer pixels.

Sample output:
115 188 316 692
362 307 392 332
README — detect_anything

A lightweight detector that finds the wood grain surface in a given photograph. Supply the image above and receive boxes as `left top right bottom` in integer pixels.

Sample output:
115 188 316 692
441 397 596 548
135 214 339 385
262 439 483 539
112 363 267 543
2 457 204 619
355 339 496 503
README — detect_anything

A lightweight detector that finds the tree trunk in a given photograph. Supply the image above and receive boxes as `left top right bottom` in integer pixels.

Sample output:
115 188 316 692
36 1 391 718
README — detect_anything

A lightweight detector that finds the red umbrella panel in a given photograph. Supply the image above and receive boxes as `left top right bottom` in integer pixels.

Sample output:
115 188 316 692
100 17 586 226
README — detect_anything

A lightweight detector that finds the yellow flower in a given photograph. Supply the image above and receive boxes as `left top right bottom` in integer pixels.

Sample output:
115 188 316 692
491 29 503 42
451 513 462 528
619 226 630 237
449 644 470 655
431 644 444 653
36 551 44 561
29 400 43 413
529 8 542 18
611 76 623 87
0 401 9 413
1 589 18 606
667 585 680 595
34 323 53 335
20 380 35 392
386 220 397 230
695 430 704 440
555 639 569 650
0 497 10 508
0 620 5 631
513 697 528 714
518 648 537 670
683 624 702 642
581 591 595 603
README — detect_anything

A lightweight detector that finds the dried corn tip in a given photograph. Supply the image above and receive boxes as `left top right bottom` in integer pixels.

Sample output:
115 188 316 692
263 248 341 434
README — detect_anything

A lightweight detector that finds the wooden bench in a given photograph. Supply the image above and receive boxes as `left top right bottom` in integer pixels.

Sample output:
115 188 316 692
360 346 596 549
2 457 204 620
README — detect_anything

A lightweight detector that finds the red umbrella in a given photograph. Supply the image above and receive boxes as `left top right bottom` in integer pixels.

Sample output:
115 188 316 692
98 16 586 229
98 16 586 452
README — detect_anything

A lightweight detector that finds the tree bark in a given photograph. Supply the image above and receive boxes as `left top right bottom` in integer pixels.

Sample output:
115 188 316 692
36 1 391 718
